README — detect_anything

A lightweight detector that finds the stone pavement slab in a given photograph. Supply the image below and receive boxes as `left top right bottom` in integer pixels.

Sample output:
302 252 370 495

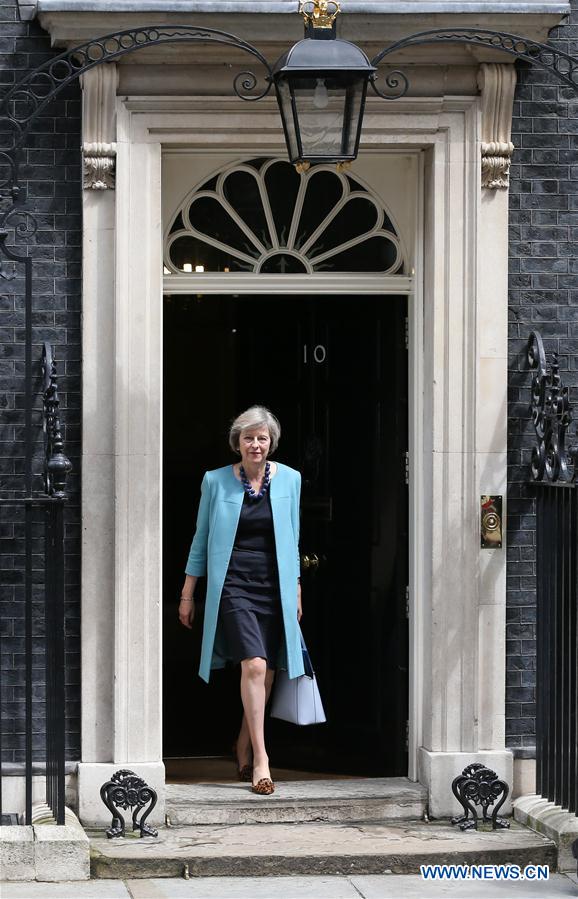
352 872 577 898
125 875 360 897
0 882 130 898
2 874 577 899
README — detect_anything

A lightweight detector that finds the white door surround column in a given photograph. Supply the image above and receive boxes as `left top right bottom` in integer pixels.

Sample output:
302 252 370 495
77 92 512 824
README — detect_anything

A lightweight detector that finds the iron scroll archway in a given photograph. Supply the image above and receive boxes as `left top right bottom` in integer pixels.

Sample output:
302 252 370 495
0 23 276 228
2 14 578 827
2 24 578 219
369 27 578 98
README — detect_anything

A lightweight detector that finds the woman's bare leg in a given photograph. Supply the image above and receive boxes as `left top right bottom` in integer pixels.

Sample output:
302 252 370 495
240 657 273 783
235 713 252 768
265 667 275 700
236 668 276 768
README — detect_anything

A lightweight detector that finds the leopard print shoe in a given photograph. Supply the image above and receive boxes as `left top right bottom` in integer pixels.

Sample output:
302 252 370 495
252 777 275 795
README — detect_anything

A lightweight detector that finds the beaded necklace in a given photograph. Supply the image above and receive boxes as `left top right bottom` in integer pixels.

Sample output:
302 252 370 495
239 461 271 500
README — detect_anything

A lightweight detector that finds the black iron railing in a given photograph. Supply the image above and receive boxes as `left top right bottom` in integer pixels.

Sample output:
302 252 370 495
527 331 578 819
534 484 577 815
0 338 70 826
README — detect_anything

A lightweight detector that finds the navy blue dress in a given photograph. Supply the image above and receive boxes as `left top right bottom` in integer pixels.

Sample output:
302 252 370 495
218 491 283 668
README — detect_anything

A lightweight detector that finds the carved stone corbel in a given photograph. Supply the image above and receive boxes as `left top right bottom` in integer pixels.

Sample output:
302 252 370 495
477 63 517 190
80 64 119 190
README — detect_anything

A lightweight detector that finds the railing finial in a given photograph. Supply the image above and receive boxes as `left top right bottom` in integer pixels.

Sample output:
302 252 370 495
527 330 574 484
42 342 72 497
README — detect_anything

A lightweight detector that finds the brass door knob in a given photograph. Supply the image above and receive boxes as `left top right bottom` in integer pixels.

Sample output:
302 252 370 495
301 553 319 570
481 495 503 548
482 510 500 532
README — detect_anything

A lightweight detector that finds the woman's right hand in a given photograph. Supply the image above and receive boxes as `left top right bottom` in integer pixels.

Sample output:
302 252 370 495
178 597 195 629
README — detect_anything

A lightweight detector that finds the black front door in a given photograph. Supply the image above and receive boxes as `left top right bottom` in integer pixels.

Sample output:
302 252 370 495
163 293 408 776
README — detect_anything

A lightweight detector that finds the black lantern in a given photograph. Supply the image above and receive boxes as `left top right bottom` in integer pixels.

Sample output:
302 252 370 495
271 0 375 167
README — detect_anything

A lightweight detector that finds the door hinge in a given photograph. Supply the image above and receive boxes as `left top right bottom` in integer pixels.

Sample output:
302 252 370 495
405 720 409 751
405 316 409 350
404 451 409 485
405 585 410 618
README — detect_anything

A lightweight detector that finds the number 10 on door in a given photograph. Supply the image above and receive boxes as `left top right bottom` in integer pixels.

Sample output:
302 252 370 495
303 345 327 364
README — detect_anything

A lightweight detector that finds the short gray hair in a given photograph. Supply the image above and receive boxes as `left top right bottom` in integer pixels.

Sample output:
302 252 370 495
228 405 281 454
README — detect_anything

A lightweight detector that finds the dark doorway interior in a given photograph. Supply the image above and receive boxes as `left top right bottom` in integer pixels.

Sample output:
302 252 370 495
163 293 409 776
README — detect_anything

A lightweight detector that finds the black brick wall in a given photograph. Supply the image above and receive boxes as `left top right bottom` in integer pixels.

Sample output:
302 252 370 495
507 5 578 757
0 0 81 764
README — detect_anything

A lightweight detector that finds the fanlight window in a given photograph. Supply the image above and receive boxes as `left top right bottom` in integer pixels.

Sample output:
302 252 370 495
164 158 405 275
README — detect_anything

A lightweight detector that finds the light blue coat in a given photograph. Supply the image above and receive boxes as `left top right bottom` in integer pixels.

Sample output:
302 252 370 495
185 462 305 683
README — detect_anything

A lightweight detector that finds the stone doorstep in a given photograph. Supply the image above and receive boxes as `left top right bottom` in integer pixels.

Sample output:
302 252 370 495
165 777 428 826
514 793 578 874
88 819 557 879
0 809 90 882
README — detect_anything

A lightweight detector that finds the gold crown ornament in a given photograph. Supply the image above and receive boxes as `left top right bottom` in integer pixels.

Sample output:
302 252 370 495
299 0 341 30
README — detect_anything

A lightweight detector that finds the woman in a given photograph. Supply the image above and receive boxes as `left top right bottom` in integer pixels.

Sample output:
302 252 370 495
178 406 304 795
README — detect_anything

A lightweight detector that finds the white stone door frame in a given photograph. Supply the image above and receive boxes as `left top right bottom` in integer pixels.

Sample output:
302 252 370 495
78 93 511 825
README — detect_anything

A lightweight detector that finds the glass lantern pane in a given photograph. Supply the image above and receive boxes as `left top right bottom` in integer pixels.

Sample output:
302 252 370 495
341 81 364 157
275 80 301 163
291 76 364 161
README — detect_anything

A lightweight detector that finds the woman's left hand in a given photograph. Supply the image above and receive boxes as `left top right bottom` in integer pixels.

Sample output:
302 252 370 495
297 580 302 622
